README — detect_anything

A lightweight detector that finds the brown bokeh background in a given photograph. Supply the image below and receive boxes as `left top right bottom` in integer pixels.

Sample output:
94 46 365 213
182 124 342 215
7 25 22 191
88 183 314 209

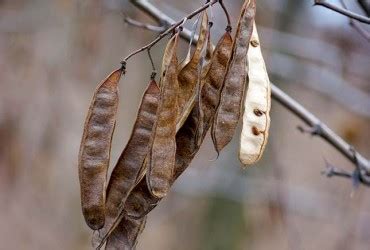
0 0 369 249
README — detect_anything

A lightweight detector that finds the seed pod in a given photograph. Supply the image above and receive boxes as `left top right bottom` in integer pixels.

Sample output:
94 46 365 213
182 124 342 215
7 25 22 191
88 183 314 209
105 216 147 250
239 21 271 166
78 68 122 230
147 33 180 198
212 0 256 154
176 12 209 130
123 32 233 219
93 79 159 247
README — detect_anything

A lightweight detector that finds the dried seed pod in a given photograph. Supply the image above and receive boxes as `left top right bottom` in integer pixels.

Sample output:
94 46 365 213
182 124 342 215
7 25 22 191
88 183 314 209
78 68 122 230
123 32 233 219
212 0 256 154
176 12 210 131
239 21 271 166
93 79 159 246
105 216 147 250
147 33 180 198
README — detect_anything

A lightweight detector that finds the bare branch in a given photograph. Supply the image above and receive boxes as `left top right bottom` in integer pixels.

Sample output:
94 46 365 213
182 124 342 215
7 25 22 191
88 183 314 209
322 164 353 179
218 0 232 31
339 0 370 42
350 20 370 40
124 16 166 32
128 0 370 184
314 0 370 24
122 0 218 63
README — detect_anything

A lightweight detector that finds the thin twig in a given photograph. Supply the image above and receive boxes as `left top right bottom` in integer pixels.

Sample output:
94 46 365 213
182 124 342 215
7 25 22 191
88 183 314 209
128 0 370 184
122 0 218 63
340 0 370 42
322 163 353 179
314 0 370 24
274 86 370 186
124 16 166 32
350 20 370 40
147 49 156 79
218 0 232 31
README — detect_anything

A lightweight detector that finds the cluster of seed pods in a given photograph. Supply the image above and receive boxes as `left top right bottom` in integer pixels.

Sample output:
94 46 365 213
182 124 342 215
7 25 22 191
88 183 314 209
77 0 272 248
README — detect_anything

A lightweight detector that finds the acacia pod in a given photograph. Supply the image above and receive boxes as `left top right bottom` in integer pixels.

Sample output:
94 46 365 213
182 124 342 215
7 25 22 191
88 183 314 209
123 32 233 219
176 12 209 131
211 0 256 154
105 216 147 250
93 79 160 247
78 68 122 230
239 21 271 166
147 33 180 198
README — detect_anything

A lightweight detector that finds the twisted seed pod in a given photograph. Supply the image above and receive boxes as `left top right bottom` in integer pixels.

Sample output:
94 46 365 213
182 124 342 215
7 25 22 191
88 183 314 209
239 21 271 166
176 12 209 131
105 216 147 250
93 79 159 247
212 0 256 154
123 32 233 219
78 68 122 230
147 33 180 198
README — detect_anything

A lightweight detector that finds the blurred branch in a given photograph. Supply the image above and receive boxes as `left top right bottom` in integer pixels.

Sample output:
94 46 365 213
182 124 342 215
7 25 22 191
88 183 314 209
314 0 370 24
350 20 370 41
269 51 370 118
123 15 166 32
358 0 370 16
339 0 370 42
123 0 218 62
273 87 370 186
128 0 370 186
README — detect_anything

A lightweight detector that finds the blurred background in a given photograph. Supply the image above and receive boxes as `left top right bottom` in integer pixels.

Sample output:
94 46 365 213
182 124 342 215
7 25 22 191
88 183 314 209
0 0 369 249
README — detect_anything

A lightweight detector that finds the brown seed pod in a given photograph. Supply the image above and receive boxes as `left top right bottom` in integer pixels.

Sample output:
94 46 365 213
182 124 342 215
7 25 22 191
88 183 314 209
105 216 147 250
211 0 256 155
78 68 122 230
93 79 160 246
176 12 209 130
147 33 180 198
123 32 233 219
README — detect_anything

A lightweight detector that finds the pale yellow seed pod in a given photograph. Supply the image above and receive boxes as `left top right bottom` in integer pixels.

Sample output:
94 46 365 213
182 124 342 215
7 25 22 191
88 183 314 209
239 21 271 166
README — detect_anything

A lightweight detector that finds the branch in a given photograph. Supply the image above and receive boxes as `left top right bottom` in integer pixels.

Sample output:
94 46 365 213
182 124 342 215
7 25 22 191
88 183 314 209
128 0 370 185
339 0 370 42
123 0 218 63
124 16 166 32
314 0 370 24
